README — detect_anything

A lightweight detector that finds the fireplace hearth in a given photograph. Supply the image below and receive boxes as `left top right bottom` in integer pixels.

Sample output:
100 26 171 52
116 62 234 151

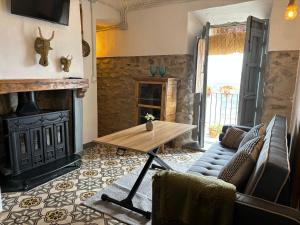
0 79 88 192
0 92 81 192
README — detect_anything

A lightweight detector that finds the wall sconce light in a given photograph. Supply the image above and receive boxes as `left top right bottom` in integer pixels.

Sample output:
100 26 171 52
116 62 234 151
285 0 298 20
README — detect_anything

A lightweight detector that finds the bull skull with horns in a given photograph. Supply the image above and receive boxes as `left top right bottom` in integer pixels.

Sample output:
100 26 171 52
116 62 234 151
34 27 55 67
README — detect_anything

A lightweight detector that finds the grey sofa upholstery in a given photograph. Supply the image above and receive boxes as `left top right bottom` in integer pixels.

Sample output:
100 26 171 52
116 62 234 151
153 115 300 225
188 115 290 201
188 143 236 177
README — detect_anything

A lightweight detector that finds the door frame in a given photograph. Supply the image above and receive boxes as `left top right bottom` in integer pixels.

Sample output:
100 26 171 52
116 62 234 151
193 22 210 148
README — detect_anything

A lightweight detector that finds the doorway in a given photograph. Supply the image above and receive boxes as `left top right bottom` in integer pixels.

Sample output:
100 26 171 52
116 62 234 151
204 24 246 149
194 16 269 150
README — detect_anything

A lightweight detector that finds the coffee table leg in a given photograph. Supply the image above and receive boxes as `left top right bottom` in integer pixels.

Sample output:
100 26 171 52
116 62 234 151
149 150 173 170
101 148 159 219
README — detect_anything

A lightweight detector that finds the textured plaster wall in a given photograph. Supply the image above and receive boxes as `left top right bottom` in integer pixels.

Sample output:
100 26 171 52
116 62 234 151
268 0 300 51
95 0 250 57
257 0 300 129
81 0 119 143
97 55 194 145
261 50 300 128
0 0 83 78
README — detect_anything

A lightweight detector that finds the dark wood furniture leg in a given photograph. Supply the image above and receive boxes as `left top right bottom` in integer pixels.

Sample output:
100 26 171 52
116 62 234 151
101 147 172 219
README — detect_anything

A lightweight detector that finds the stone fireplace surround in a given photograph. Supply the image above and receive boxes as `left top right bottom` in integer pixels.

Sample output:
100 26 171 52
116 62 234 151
0 78 88 192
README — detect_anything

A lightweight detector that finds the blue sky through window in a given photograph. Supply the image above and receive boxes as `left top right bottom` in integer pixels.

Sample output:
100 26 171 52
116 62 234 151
207 53 243 93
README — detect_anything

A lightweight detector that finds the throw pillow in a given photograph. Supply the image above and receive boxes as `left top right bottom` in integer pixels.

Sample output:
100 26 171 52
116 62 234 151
218 136 264 189
259 124 266 136
239 123 264 148
221 127 246 149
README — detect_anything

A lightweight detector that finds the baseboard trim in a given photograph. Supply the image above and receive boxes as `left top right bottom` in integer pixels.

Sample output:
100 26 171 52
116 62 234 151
0 154 81 192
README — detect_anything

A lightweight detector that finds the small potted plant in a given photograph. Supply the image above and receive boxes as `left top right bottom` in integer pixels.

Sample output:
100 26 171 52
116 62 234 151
145 113 155 131
219 85 235 97
208 124 222 138
207 86 212 97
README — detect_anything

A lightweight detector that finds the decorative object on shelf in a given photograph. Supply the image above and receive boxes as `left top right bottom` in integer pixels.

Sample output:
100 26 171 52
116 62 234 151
80 3 91 57
285 0 298 20
60 55 73 72
159 66 167 77
150 65 158 77
145 113 155 131
34 27 55 67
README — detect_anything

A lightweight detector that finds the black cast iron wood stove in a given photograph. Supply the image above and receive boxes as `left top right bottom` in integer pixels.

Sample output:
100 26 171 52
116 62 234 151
0 92 81 192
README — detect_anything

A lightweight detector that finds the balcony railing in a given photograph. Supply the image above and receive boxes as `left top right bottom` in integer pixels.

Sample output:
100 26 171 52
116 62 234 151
206 92 240 128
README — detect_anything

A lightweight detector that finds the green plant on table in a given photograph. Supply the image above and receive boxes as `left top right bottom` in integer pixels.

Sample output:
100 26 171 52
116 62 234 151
145 113 155 121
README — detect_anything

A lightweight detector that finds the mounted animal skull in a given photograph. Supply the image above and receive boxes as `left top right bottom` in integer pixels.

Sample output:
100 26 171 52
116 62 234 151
34 27 55 67
60 55 73 72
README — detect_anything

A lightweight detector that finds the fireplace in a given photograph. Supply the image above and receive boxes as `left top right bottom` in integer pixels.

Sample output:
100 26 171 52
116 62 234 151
3 101 70 176
0 79 88 192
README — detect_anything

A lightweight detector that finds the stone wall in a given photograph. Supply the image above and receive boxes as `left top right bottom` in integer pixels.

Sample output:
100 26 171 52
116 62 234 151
97 51 300 144
97 55 195 145
261 50 300 129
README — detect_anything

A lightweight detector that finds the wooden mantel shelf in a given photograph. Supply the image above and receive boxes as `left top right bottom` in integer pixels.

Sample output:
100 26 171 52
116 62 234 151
0 78 89 97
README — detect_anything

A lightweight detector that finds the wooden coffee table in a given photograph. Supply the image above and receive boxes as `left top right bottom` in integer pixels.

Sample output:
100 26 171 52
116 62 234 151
94 121 196 219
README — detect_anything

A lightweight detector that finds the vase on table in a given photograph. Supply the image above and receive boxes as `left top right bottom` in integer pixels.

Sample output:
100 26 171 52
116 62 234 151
159 66 167 77
146 121 153 131
149 65 157 77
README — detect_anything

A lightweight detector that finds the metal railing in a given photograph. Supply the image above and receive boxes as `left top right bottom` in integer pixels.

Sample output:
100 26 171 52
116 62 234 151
206 92 239 127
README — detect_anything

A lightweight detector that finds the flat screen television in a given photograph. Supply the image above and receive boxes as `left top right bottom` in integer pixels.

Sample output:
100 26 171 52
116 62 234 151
11 0 70 26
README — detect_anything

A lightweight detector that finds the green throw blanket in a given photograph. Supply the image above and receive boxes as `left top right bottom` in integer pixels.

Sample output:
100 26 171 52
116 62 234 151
152 171 236 225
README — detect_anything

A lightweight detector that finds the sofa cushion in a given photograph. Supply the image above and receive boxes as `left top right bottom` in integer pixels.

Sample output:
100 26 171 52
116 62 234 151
244 115 290 202
218 136 264 189
188 143 236 177
221 127 246 149
239 123 265 148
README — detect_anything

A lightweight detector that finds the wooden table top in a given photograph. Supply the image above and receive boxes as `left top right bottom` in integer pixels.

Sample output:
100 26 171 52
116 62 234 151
94 121 196 153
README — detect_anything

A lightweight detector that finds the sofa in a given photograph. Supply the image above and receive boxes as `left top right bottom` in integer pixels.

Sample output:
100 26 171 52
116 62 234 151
153 115 300 225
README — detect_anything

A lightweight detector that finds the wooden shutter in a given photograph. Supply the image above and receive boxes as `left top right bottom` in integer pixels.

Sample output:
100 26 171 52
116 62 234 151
238 16 268 126
193 22 210 147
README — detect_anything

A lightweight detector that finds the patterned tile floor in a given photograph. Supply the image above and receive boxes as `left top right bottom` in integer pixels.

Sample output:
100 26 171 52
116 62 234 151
0 144 202 225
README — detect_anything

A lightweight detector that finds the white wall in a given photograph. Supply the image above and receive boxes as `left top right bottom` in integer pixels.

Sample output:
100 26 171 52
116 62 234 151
187 12 203 54
81 0 97 144
93 1 120 25
0 0 101 144
0 0 83 78
97 4 188 57
267 0 300 131
81 1 120 143
268 0 300 51
96 0 250 57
